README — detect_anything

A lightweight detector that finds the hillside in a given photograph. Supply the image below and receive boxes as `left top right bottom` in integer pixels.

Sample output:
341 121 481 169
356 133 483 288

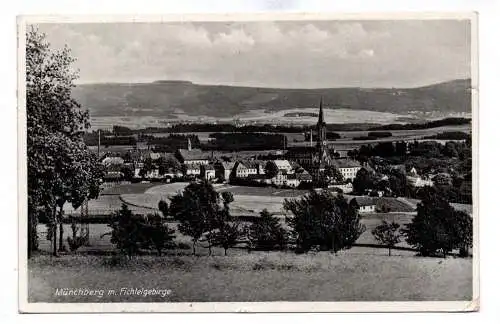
72 79 472 119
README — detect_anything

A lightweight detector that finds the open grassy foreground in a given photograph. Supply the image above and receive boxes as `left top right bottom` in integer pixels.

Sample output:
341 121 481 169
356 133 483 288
28 251 472 303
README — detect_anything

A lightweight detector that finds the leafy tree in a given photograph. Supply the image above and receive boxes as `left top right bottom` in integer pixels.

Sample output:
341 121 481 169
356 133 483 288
372 221 402 256
248 209 287 251
209 191 241 256
107 204 144 257
284 190 365 253
352 168 373 194
264 161 279 178
142 214 176 256
169 181 221 255
158 199 169 217
324 165 343 184
26 28 103 257
403 187 473 257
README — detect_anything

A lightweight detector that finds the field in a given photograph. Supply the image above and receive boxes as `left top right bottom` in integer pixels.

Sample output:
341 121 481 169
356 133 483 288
28 252 472 303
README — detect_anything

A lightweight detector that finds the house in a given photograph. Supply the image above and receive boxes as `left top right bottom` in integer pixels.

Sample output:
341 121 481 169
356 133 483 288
176 149 211 166
185 164 201 177
350 197 376 213
329 183 353 194
234 161 258 178
332 159 362 181
214 161 236 181
101 156 125 168
272 160 294 174
271 171 288 186
285 174 301 188
201 164 216 181
407 175 434 187
295 170 313 183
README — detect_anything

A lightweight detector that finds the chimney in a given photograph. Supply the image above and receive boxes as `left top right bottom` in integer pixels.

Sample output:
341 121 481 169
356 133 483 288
187 137 192 151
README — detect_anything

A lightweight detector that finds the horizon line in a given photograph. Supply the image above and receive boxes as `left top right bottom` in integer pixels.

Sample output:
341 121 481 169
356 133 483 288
73 77 471 90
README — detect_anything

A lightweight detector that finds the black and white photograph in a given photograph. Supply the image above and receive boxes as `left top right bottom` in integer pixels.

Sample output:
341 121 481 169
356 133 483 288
18 13 478 312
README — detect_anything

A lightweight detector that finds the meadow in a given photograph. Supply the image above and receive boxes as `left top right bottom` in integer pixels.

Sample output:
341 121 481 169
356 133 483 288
28 251 472 303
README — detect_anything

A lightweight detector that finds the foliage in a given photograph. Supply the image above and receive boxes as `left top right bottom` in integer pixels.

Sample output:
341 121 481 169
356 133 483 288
372 221 402 256
142 213 176 256
403 187 473 257
107 204 176 256
352 168 373 194
284 190 365 253
26 27 103 257
248 209 287 251
169 180 233 255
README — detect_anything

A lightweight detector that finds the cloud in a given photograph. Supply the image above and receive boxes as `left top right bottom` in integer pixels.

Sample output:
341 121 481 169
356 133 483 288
35 20 471 88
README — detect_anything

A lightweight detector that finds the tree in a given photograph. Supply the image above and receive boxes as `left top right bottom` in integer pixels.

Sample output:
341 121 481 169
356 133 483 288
284 190 365 253
209 191 241 256
169 181 221 255
158 199 169 217
26 28 103 257
142 213 176 256
324 165 343 184
107 204 144 257
264 161 279 178
403 187 473 257
372 220 402 256
248 209 287 251
352 168 373 194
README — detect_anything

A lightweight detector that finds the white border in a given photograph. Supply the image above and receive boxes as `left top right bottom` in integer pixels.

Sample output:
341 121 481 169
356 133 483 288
17 12 479 313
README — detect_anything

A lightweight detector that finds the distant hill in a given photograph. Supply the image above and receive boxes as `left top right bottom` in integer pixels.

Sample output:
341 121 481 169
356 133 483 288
72 79 472 119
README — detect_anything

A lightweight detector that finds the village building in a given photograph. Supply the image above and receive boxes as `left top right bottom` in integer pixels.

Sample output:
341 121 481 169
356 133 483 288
176 138 211 166
200 164 216 181
214 161 236 182
332 159 362 181
185 164 201 177
286 98 333 181
349 196 376 213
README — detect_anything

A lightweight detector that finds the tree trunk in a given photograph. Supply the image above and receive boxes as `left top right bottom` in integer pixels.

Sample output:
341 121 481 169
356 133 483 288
192 240 196 256
28 211 38 258
388 247 391 256
224 248 228 256
51 205 58 257
58 206 65 252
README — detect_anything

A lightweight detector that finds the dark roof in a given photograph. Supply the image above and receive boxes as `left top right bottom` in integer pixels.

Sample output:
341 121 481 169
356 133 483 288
178 149 212 161
332 159 361 168
349 196 375 207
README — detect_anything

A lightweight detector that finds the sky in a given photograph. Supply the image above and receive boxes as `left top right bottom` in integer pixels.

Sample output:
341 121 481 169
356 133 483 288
36 20 471 88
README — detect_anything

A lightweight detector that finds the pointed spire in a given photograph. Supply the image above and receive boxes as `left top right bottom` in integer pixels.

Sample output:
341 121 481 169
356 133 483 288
318 96 324 125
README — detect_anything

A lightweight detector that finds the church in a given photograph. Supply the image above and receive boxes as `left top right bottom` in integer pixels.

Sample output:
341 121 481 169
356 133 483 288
286 98 334 181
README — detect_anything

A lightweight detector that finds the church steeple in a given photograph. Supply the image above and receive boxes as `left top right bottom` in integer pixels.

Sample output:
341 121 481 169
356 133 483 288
318 96 325 126
316 96 326 148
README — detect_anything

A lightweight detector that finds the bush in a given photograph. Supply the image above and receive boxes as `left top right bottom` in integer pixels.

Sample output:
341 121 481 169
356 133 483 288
284 190 365 253
247 209 287 251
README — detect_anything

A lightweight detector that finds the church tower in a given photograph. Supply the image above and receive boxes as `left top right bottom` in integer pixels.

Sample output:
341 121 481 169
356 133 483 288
313 96 331 181
316 96 326 150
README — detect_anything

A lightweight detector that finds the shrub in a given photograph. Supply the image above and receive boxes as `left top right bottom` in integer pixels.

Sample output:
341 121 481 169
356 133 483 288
247 209 288 251
284 190 365 253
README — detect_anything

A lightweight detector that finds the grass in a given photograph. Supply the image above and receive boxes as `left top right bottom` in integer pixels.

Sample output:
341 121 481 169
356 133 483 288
28 251 472 303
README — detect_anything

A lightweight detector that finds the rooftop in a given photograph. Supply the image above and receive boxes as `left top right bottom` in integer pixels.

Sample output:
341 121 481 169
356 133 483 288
178 149 212 161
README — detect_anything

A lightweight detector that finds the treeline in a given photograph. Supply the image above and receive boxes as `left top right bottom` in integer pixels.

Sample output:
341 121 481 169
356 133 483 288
304 132 341 141
92 117 471 137
84 133 137 146
369 117 471 131
424 131 471 141
206 132 287 151
145 134 201 152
